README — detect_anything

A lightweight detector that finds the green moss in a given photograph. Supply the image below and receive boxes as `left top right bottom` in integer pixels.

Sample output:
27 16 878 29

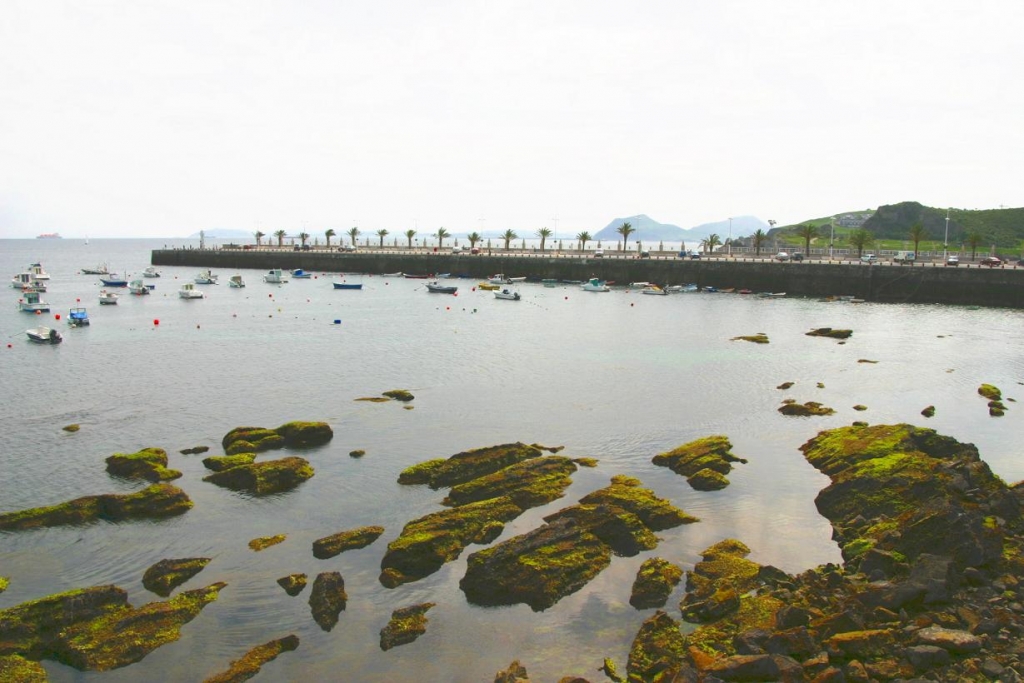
0 654 47 681
653 435 747 487
0 585 129 658
202 453 256 472
0 484 192 531
577 475 699 530
806 327 853 339
379 603 435 651
399 442 544 489
842 537 875 559
276 574 307 596
0 576 8 593
574 457 599 467
630 557 684 609
105 447 182 482
221 427 284 453
442 456 577 508
626 611 688 682
921 405 936 417
355 396 391 402
203 456 314 495
382 389 414 402
249 534 286 551
204 634 300 683
978 383 1002 401
313 526 385 559
142 558 211 597
274 421 333 448
687 468 730 491
397 459 447 485
684 593 785 658
349 449 366 458
778 401 836 416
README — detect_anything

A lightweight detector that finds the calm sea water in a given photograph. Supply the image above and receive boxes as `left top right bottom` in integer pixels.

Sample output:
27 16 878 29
1 238 1022 682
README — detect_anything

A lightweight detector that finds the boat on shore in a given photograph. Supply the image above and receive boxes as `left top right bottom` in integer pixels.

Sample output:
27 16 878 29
228 275 245 288
99 290 119 305
494 288 521 300
27 326 62 343
425 282 458 294
18 290 50 312
179 283 204 299
68 307 90 327
263 269 288 284
581 278 610 292
333 282 363 290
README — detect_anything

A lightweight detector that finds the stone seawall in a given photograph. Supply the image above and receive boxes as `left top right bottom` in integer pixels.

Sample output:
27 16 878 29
151 249 1024 308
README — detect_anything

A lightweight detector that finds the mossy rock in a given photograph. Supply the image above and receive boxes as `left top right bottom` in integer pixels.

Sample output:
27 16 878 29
62 423 80 432
0 576 8 593
105 447 182 482
687 467 730 491
379 603 435 651
313 526 385 560
179 446 209 455
0 654 47 681
50 583 226 671
276 574 307 596
921 405 936 418
249 535 286 552
203 457 314 495
396 459 447 485
576 475 699 531
221 427 285 454
817 382 826 388
383 389 414 402
853 404 868 411
653 435 747 487
274 421 333 448
978 383 1002 401
442 456 577 509
355 397 391 402
629 557 684 610
202 453 257 472
574 457 599 468
626 611 690 682
858 359 879 364
731 333 769 344
778 401 835 416
308 572 346 632
0 484 193 531
204 634 299 683
349 449 366 458
990 406 1005 417
142 558 211 597
776 381 794 390
806 327 853 339
398 442 544 489
681 539 762 622
0 585 128 659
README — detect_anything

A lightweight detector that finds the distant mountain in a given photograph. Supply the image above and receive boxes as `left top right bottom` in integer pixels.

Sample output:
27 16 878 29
593 214 768 245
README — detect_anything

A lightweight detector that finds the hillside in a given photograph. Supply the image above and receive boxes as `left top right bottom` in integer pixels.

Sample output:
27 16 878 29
863 202 1024 248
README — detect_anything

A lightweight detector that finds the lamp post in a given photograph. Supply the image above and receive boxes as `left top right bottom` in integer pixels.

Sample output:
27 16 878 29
943 208 950 261
830 217 835 260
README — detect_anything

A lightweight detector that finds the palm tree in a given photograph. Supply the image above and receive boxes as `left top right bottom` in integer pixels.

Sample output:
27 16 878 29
254 230 264 247
347 227 360 248
298 232 310 247
502 229 517 250
617 221 635 252
794 223 820 256
847 228 875 257
966 231 983 260
405 229 416 248
377 229 389 247
576 231 591 251
274 229 286 247
537 227 552 251
908 222 926 257
751 229 767 256
324 228 335 249
467 232 482 248
435 227 450 248
701 233 722 255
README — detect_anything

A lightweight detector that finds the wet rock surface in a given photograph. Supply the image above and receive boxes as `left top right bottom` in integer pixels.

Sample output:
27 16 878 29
379 602 435 651
105 447 182 482
142 557 211 597
203 634 299 683
0 483 193 531
308 572 347 631
202 456 314 495
312 525 384 559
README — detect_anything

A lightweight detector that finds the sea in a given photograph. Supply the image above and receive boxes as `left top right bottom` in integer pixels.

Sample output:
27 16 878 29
1 237 1022 682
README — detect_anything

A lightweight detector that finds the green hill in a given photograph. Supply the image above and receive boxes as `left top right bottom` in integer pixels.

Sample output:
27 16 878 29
862 202 1024 248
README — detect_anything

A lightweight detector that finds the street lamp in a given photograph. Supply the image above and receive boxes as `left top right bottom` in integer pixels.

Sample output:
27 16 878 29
943 208 950 260
830 217 835 260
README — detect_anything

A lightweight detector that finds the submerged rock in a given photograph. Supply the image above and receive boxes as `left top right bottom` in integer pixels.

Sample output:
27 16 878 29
203 456 314 495
105 447 182 482
142 557 211 597
397 442 545 489
978 383 1002 401
0 585 129 659
379 602 435 651
0 484 193 531
630 557 684 610
274 421 334 448
778 400 836 416
681 539 762 623
62 423 80 432
179 445 210 455
806 327 853 339
652 435 747 490
221 421 333 454
626 611 693 683
313 526 385 560
202 453 257 472
276 574 307 596
308 572 346 632
203 634 299 683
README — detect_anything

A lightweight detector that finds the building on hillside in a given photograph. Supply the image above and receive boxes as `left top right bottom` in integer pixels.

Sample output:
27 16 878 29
836 212 874 228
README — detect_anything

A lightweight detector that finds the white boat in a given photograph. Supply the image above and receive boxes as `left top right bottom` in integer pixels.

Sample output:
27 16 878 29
195 270 219 284
143 266 161 278
18 290 50 312
380 272 404 277
665 284 699 293
179 282 204 299
11 272 46 291
81 264 109 275
128 279 152 295
425 282 458 294
494 288 521 301
68 307 90 327
291 269 312 279
507 276 527 283
228 274 246 288
99 289 119 305
27 326 62 344
630 281 655 288
641 285 667 296
263 269 289 284
488 274 511 284
27 263 51 281
581 278 610 292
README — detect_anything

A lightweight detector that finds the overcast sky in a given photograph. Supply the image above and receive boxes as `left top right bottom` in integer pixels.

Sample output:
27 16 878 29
2 1 1021 239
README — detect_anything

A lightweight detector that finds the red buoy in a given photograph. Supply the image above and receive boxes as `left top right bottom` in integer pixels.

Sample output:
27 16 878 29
153 319 160 325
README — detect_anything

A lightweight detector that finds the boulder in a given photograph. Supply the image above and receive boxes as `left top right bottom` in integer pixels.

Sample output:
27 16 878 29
0 484 193 531
313 526 384 560
105 447 181 482
652 436 746 484
179 446 209 455
626 611 694 683
703 653 803 681
221 427 285 455
382 389 414 402
806 327 853 339
248 535 286 551
778 401 836 416
202 453 256 472
203 457 314 495
629 557 684 609
274 421 333 448
915 626 982 654
204 634 299 683
379 602 435 651
687 468 730 491
142 557 211 597
0 655 47 682
308 572 346 632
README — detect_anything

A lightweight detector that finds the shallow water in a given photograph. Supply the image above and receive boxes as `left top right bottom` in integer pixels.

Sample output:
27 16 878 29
1 238 1022 681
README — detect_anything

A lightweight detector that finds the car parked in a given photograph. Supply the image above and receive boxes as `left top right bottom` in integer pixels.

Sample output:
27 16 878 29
980 256 1002 267
860 254 878 263
774 252 789 262
946 255 960 267
593 249 604 258
470 247 480 254
790 252 804 262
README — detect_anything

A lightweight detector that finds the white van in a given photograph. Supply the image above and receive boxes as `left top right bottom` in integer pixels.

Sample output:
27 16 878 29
893 251 915 264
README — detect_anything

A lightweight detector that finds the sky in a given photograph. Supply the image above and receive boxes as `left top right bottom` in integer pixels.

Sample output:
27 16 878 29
2 1 1022 239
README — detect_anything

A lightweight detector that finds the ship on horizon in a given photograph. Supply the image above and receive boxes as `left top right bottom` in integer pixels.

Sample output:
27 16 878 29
36 232 62 239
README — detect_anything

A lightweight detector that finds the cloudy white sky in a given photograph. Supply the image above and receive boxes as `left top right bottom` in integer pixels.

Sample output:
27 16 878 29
2 1 1021 239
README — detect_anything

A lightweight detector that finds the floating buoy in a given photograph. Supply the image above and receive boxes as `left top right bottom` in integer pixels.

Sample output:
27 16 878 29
76 298 80 303
446 306 450 310
472 287 476 291
196 324 201 329
334 319 341 325
268 294 273 298
153 319 160 325
564 296 568 300
631 302 634 307
54 313 61 320
35 310 41 315
7 343 11 348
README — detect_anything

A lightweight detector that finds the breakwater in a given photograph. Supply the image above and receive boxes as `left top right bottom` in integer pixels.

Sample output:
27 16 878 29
151 249 1024 308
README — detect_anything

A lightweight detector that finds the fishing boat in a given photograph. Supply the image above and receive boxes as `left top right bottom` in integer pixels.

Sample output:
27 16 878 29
487 274 511 284
494 288 521 301
404 274 430 279
178 283 204 299
630 281 655 288
11 272 46 291
194 270 219 284
703 286 719 293
425 282 458 294
143 266 161 278
333 282 363 290
665 283 699 293
128 279 152 295
27 263 51 281
81 264 109 275
380 272 404 277
757 292 786 298
263 269 288 284
641 285 667 296
100 273 129 287
291 269 312 279
18 290 50 312
98 289 119 305
477 282 500 290
27 326 63 343
228 275 246 288
581 278 610 292
68 307 90 327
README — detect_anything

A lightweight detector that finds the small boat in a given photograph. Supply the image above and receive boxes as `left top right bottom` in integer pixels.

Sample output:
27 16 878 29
263 269 289 284
11 272 46 291
27 326 62 344
494 288 521 300
128 279 152 295
100 273 129 287
630 281 655 288
228 275 246 288
179 283 204 299
719 288 736 294
68 307 90 327
143 267 161 278
333 282 363 290
477 282 500 290
488 274 511 284
194 270 218 284
581 278 610 292
758 292 786 298
739 289 753 295
27 263 51 281
18 290 50 312
291 269 312 279
703 286 719 293
81 265 109 275
426 282 458 294
641 285 667 295
507 276 527 283
434 272 451 279
98 289 119 305
404 274 430 279
665 284 699 293
380 272 404 277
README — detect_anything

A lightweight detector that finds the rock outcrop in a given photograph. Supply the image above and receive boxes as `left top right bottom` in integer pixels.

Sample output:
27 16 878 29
142 557 211 597
313 526 384 560
105 447 182 482
0 484 193 531
629 557 683 610
203 457 314 495
379 603 435 651
308 572 347 632
652 435 747 490
203 634 299 683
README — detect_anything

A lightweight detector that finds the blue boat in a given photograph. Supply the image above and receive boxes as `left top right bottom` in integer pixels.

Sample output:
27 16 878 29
100 273 128 287
292 269 313 279
332 282 363 290
68 307 90 327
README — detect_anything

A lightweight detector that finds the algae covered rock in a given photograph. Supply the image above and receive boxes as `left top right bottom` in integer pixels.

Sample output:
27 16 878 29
142 557 211 597
0 654 47 682
50 583 226 671
629 557 684 610
0 585 129 659
221 427 285 455
276 574 307 596
397 442 544 489
681 539 762 623
921 405 936 417
806 327 853 339
62 423 80 432
202 453 257 472
204 635 299 683
179 445 209 455
203 456 314 495
652 435 747 490
731 333 769 344
105 447 182 482
349 449 366 458
978 383 1002 401
778 401 835 416
274 421 333 448
382 389 414 402
313 526 385 560
0 576 7 593
0 484 193 531
687 467 730 491
442 456 577 508
379 602 435 651
248 535 286 551
308 572 347 632
626 611 692 683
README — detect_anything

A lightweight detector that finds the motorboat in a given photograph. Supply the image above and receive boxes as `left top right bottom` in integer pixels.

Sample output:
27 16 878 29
507 276 527 283
11 272 46 291
129 279 152 295
757 292 787 298
100 273 129 287
333 282 363 290
27 326 62 344
68 307 90 327
195 270 219 284
18 290 50 312
641 285 667 295
477 282 500 290
630 281 655 288
404 274 430 279
425 282 458 294
703 286 719 293
291 269 313 279
27 263 51 281
665 284 699 293
494 288 521 301
99 289 119 305
263 269 288 284
581 278 610 292
143 266 161 278
228 275 245 288
380 272 404 277
81 265 109 275
488 274 511 284
179 283 204 299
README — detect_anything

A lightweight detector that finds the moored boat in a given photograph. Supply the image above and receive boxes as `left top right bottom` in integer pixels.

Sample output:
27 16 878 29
477 282 500 290
333 282 363 290
143 266 161 278
291 269 312 279
179 282 204 299
98 289 119 305
68 307 90 327
81 264 109 275
100 273 129 287
27 326 63 343
195 270 219 284
425 282 458 294
494 288 521 300
129 279 152 295
665 283 699 293
18 290 50 312
27 263 51 281
380 272 404 277
581 278 610 292
11 272 46 291
404 274 430 279
263 269 288 284
228 275 245 288
641 285 667 295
